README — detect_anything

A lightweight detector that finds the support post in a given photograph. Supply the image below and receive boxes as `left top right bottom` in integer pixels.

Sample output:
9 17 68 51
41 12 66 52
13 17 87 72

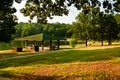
50 40 52 50
33 40 36 46
41 40 44 50
57 40 60 50
25 40 28 48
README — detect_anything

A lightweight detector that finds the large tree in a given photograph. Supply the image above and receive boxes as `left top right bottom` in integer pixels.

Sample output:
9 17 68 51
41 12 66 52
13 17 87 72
20 0 120 23
0 0 19 42
89 12 119 46
105 14 119 45
98 13 119 45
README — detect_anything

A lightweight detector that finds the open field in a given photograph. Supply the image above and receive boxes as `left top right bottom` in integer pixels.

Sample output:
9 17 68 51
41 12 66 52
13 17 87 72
0 45 120 80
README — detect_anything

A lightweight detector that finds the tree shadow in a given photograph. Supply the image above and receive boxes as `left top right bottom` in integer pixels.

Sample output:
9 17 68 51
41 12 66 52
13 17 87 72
0 70 76 80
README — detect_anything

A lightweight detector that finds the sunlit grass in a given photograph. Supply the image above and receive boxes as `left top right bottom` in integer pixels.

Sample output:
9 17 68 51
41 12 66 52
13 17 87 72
1 47 120 79
0 52 36 59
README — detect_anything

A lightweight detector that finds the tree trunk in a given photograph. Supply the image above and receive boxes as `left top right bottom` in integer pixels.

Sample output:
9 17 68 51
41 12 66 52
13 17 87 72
57 40 60 50
108 38 112 46
50 40 52 50
25 40 28 47
41 40 44 50
86 39 88 46
101 33 104 46
101 40 104 46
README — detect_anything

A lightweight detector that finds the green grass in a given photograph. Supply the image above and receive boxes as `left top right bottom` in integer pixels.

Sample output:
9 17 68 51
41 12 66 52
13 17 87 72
1 47 120 79
0 47 120 68
0 50 105 68
0 52 36 59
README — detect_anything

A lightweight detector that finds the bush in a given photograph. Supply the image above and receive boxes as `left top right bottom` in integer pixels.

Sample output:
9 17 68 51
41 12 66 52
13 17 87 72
69 39 77 48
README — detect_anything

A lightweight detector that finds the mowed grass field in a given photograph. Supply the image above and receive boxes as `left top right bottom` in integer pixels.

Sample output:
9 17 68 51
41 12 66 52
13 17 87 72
1 46 120 80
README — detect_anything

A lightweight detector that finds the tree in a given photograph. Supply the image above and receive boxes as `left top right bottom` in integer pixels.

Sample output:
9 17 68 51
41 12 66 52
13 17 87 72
19 0 120 23
115 14 120 25
43 23 68 38
1 0 120 42
70 12 92 46
0 0 18 42
104 14 119 45
92 12 119 46
94 12 106 46
14 22 43 38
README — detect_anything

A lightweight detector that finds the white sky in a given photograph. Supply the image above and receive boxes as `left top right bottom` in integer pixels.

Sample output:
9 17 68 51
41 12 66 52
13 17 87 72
13 1 80 24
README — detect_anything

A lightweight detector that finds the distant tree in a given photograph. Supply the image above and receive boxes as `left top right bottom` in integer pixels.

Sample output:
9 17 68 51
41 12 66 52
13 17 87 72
70 12 93 46
14 22 69 38
14 22 23 38
104 14 119 45
94 12 106 46
114 14 120 38
14 22 43 38
93 12 119 46
43 23 68 38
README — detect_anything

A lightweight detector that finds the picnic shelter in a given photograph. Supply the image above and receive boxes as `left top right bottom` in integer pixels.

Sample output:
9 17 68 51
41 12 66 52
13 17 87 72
15 33 66 51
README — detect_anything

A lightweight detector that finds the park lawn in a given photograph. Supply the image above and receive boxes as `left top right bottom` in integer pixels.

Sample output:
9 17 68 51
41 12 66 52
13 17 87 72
0 51 37 59
0 47 120 80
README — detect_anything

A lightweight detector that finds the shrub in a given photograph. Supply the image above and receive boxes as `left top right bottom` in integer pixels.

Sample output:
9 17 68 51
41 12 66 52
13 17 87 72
69 39 77 48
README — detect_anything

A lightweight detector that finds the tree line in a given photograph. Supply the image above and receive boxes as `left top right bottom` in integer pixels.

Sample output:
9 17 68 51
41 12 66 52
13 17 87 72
0 0 120 43
14 12 120 47
69 13 120 46
14 22 71 38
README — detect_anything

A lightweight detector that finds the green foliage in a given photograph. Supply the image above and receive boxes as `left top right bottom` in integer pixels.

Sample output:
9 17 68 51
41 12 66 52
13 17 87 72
94 13 120 45
115 14 120 25
69 12 93 46
14 22 69 39
43 23 69 37
71 13 92 40
16 0 120 23
70 10 120 46
0 0 18 42
69 39 77 48
14 22 43 38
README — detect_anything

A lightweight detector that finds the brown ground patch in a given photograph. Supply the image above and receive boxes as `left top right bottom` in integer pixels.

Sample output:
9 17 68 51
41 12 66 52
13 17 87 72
16 61 120 80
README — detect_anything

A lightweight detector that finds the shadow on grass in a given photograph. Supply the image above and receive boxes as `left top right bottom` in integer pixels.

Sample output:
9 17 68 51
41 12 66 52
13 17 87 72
0 47 120 69
0 70 76 80
1 70 120 80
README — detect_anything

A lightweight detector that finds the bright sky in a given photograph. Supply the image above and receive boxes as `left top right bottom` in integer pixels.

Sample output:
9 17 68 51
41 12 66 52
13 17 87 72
13 1 80 24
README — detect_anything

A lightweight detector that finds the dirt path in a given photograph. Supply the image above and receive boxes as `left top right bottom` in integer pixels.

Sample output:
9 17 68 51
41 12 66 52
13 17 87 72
0 49 71 61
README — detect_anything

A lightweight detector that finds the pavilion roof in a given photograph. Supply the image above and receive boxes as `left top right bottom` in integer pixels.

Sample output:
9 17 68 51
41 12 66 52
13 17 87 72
15 33 66 41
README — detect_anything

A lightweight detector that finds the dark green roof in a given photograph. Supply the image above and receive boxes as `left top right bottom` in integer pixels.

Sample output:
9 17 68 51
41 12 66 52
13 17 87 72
15 33 66 41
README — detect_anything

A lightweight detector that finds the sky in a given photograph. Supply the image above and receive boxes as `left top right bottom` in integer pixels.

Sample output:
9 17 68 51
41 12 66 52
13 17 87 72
13 1 80 24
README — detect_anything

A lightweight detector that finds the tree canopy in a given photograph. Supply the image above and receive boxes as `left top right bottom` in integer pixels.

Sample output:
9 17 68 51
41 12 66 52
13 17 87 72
19 0 120 23
1 0 120 42
14 22 69 38
0 0 19 42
